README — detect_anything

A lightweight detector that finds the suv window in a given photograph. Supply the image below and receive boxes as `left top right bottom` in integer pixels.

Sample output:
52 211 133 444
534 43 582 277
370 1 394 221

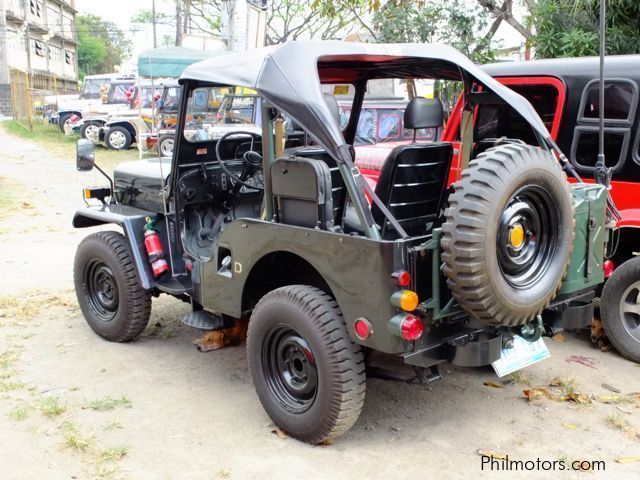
572 80 637 173
107 82 135 104
580 81 635 122
475 84 559 145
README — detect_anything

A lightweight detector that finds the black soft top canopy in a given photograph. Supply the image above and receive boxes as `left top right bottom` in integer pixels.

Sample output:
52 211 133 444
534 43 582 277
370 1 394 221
180 41 554 163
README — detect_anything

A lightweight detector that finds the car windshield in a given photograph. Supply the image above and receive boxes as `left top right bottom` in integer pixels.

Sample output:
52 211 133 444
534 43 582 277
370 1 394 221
159 86 181 112
217 96 258 124
81 78 111 99
107 82 135 104
137 87 161 109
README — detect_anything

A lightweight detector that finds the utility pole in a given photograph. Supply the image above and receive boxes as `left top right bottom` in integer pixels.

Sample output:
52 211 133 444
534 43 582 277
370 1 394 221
175 0 183 46
152 0 158 48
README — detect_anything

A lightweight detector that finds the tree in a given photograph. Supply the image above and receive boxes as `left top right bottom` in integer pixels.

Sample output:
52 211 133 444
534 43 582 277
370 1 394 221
76 15 132 78
267 0 364 44
531 0 640 58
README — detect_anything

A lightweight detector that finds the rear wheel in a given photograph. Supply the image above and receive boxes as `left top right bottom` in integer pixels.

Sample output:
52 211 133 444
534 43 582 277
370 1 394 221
74 231 151 342
105 126 132 150
601 257 640 363
247 285 365 444
158 135 174 157
442 144 574 326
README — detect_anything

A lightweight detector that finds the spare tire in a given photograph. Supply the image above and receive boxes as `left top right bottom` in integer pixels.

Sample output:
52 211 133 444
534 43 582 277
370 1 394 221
442 144 574 326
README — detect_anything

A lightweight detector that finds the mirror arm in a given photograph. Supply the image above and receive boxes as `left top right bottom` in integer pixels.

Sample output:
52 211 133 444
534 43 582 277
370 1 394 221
94 163 117 205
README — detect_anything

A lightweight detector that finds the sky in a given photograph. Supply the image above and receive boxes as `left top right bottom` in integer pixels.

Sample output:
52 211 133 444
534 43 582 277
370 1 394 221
74 0 527 65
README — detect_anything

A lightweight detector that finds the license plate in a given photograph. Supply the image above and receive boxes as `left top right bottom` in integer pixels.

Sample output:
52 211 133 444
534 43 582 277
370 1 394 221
492 335 550 378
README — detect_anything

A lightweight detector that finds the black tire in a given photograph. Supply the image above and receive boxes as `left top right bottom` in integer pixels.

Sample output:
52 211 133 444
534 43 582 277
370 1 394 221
158 135 174 157
74 231 152 342
105 126 132 150
442 144 574 326
58 113 72 133
247 285 365 444
600 257 640 363
80 121 102 141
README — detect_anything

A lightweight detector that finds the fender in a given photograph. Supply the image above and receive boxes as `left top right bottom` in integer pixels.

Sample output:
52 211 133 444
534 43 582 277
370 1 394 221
73 205 156 290
616 208 640 229
105 120 138 139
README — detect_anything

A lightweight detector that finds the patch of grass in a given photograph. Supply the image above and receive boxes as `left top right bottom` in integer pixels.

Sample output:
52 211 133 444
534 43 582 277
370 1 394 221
99 446 129 461
84 395 132 412
217 468 232 479
7 406 29 421
61 421 94 453
550 376 579 398
607 413 630 430
102 420 124 431
0 290 77 321
2 121 147 175
38 396 66 417
0 350 19 369
0 381 24 392
510 371 533 385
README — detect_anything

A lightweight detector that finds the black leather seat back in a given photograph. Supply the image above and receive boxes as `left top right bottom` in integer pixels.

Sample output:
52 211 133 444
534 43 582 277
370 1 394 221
272 157 335 230
372 97 452 238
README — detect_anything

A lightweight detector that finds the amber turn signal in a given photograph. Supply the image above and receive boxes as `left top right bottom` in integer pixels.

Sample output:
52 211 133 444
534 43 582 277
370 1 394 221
390 289 419 312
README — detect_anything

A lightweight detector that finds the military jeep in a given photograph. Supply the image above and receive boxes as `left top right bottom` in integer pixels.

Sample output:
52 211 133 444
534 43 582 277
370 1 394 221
72 42 611 443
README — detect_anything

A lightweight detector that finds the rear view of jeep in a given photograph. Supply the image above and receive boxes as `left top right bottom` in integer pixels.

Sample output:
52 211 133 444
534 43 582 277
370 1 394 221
72 41 612 444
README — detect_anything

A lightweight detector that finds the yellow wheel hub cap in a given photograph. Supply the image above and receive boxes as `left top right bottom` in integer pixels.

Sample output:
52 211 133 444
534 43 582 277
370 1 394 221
510 224 525 249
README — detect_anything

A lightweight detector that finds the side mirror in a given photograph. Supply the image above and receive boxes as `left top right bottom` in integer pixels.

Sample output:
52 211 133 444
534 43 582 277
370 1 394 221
77 138 95 171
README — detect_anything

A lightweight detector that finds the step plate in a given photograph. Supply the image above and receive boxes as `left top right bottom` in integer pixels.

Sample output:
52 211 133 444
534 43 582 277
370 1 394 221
182 311 225 330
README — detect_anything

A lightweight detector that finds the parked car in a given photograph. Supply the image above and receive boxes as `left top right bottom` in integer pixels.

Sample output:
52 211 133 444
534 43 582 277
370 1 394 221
72 42 609 443
65 79 138 139
443 55 639 363
54 73 134 132
95 82 164 150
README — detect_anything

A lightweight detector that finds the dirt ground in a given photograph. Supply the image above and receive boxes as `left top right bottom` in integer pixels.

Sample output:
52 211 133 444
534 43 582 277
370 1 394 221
1 125 639 480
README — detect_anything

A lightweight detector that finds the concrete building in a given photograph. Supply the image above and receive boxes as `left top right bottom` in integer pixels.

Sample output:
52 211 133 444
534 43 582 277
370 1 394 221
0 0 78 115
220 0 267 51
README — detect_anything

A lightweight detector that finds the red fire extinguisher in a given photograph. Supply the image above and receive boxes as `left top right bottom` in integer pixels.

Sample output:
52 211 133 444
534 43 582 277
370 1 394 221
144 217 169 277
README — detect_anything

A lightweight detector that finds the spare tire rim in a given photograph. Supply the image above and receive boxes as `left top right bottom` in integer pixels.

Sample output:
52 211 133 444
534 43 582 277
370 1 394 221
497 185 559 290
109 130 127 149
262 324 318 414
84 260 118 322
620 281 640 342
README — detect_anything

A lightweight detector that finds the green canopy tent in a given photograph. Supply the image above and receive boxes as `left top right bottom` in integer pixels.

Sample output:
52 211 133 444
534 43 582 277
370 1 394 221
137 46 225 78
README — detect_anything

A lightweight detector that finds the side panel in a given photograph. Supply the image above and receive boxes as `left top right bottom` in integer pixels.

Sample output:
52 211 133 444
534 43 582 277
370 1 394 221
200 219 412 354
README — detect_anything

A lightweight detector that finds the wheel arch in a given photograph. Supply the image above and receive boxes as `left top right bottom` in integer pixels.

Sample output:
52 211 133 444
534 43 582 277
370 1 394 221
108 121 137 139
241 250 335 313
612 225 640 266
73 208 155 290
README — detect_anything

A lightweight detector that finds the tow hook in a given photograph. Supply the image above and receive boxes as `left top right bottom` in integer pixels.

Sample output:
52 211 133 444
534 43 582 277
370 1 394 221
518 315 543 342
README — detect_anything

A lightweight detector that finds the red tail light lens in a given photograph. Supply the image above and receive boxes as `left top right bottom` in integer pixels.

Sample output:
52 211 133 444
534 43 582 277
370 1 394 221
603 259 615 278
354 318 373 340
400 314 423 341
391 270 411 287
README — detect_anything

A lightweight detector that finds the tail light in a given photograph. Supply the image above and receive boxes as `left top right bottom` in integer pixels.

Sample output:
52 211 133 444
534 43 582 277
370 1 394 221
388 314 424 341
391 269 411 287
603 259 614 278
354 318 373 340
391 290 419 312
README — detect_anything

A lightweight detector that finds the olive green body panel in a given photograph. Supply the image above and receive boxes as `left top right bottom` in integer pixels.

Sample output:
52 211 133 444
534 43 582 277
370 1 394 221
199 218 413 354
559 183 607 295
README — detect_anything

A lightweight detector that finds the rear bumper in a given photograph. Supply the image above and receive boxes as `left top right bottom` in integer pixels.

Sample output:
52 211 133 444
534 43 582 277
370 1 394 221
404 326 503 368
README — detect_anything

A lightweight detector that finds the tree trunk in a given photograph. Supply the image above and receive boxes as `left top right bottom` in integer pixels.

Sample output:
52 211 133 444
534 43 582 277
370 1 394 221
176 0 183 46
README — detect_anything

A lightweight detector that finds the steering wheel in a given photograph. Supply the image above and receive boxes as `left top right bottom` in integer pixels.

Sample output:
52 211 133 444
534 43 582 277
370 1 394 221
215 131 264 191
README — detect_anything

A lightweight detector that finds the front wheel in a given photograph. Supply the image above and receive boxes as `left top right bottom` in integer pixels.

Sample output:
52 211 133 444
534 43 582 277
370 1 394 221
247 285 365 444
105 126 132 150
601 257 640 363
74 231 152 342
80 121 102 142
